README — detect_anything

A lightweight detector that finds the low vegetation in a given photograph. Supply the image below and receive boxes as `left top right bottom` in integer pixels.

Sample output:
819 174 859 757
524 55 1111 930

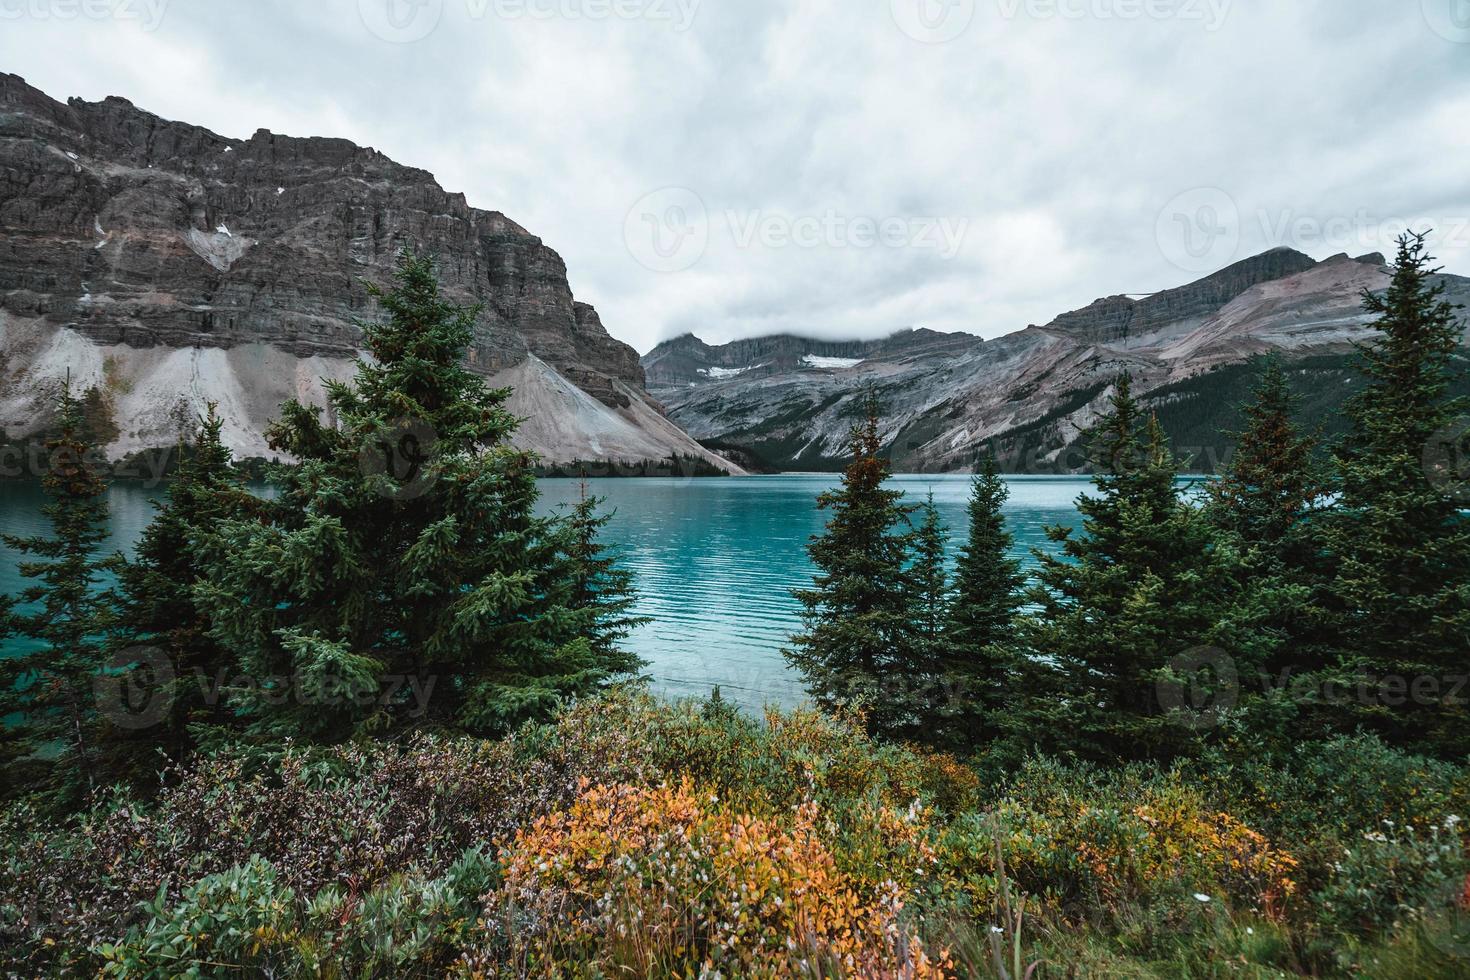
1 690 1466 975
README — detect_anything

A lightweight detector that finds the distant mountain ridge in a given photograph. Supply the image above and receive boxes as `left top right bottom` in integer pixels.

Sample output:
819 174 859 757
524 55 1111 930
644 249 1470 472
0 75 739 473
643 328 983 389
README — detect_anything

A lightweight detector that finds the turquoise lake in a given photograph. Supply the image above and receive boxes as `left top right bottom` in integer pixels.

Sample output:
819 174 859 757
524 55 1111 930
0 474 1100 710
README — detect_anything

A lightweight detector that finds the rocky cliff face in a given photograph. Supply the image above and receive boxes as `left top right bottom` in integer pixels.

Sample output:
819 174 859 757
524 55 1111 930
646 250 1470 473
0 75 736 471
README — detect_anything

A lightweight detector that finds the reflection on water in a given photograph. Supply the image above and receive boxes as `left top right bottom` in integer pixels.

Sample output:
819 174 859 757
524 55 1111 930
1 474 1102 710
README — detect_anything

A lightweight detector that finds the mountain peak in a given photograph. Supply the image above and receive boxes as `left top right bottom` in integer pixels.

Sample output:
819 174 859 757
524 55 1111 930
1040 247 1320 344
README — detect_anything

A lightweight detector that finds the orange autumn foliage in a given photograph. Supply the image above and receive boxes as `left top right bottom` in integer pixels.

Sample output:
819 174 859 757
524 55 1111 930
479 777 952 978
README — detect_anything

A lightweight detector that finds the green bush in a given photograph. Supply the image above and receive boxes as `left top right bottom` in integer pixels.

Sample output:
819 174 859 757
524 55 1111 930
3 691 1468 977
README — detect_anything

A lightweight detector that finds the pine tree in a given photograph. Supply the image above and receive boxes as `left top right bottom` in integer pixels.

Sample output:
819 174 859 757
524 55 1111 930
1321 231 1470 754
903 494 951 739
785 394 917 737
1204 356 1328 729
1012 376 1266 761
910 494 949 650
1206 355 1323 550
115 405 259 757
192 251 644 741
558 483 649 665
942 451 1025 752
0 383 123 805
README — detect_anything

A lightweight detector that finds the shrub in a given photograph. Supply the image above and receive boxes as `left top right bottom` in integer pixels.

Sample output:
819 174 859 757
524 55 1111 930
3 691 1468 977
464 777 950 978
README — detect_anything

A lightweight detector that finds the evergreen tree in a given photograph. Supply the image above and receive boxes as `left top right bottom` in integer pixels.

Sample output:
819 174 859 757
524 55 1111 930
115 405 259 757
905 494 951 738
558 483 650 664
1204 355 1329 728
193 251 644 741
0 383 123 805
910 494 949 650
1012 376 1267 761
785 394 917 737
942 451 1026 752
1321 231 1470 754
1206 355 1324 551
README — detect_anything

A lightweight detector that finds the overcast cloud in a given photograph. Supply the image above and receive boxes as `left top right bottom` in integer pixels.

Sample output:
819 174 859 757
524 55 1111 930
3 0 1468 352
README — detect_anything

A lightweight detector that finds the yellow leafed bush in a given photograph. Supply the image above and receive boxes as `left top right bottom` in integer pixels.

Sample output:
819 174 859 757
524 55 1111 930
466 777 952 978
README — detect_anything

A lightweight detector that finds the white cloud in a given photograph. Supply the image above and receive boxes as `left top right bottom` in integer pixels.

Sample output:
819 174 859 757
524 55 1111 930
2 0 1465 354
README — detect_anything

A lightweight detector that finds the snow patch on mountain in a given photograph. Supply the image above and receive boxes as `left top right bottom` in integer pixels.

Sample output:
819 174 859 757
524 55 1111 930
802 355 864 370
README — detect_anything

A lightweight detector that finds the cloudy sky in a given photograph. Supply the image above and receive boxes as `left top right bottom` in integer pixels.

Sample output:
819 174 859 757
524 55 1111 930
3 0 1468 352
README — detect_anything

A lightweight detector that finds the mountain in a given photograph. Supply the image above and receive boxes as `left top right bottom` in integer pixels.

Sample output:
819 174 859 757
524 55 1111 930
645 249 1470 472
0 75 739 473
642 328 984 389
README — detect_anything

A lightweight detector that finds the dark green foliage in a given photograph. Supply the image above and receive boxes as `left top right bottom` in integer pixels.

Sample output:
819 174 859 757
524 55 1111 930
1012 376 1270 761
191 251 643 742
948 453 1025 650
1206 355 1325 550
941 452 1026 752
0 384 123 805
115 405 260 759
558 486 650 663
785 395 919 737
1203 357 1332 721
906 495 950 725
1319 232 1470 754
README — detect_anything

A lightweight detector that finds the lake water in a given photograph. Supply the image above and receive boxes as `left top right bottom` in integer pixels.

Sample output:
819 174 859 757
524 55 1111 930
0 475 1095 710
